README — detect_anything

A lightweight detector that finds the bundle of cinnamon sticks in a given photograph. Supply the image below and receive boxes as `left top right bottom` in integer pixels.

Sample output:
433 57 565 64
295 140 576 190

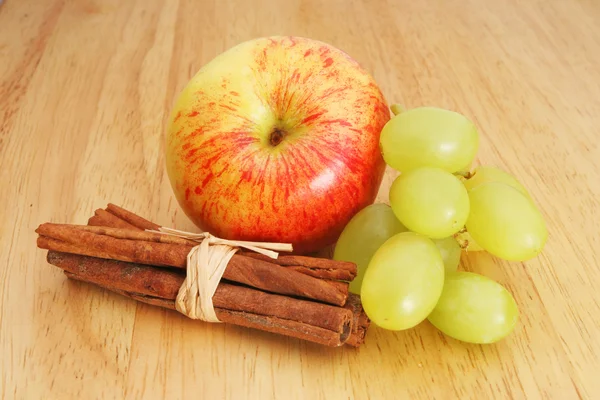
35 204 370 347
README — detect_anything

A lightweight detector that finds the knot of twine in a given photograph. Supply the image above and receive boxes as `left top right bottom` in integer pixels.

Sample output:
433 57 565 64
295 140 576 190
146 226 293 323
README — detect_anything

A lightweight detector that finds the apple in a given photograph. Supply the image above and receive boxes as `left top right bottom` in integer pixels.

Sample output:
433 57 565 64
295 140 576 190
165 36 389 254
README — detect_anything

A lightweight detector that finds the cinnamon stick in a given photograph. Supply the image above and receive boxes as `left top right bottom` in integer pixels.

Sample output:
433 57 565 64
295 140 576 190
66 273 355 347
344 293 371 347
51 252 352 347
105 203 161 231
36 223 192 267
239 252 357 281
90 204 357 281
36 223 350 306
83 204 369 345
64 271 368 347
88 208 140 231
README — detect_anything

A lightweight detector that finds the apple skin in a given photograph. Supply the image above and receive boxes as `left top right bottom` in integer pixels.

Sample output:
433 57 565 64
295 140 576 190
165 36 389 254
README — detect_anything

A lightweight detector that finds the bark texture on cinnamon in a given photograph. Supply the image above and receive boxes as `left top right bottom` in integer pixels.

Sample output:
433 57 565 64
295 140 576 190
239 251 357 281
85 204 371 346
106 203 161 231
89 204 358 281
52 252 352 347
65 270 367 348
35 203 371 347
88 208 140 230
344 293 371 347
36 223 350 306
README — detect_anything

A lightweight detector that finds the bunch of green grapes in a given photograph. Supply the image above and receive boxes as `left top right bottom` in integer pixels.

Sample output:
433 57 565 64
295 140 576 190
333 104 548 345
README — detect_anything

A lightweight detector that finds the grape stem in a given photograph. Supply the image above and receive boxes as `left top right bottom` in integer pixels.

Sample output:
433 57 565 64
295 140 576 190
454 170 473 179
390 104 405 116
453 228 470 250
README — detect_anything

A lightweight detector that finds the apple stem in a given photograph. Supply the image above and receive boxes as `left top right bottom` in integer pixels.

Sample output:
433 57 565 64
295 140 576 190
269 128 285 146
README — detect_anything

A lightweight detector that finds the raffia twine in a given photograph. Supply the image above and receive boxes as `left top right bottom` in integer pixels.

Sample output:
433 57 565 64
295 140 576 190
145 227 293 322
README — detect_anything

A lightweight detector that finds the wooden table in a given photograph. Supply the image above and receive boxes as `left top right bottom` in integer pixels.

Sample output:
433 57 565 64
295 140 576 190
2 0 599 398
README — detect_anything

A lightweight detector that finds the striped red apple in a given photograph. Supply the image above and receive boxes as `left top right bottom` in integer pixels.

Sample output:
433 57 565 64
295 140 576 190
165 36 389 254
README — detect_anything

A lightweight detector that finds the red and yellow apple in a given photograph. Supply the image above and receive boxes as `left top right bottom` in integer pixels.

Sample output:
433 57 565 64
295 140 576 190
165 36 389 254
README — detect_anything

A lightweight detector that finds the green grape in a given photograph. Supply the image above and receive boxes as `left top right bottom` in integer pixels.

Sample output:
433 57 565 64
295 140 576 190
427 271 519 344
464 166 530 199
433 237 461 273
333 203 407 294
389 167 470 239
361 232 445 330
466 182 547 261
454 230 485 252
379 106 479 173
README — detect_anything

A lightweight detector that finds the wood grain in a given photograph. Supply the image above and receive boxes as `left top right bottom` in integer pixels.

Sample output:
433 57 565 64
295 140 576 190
1 0 599 398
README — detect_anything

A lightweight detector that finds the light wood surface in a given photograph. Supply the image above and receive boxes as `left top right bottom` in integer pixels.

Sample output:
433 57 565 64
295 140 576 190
1 0 599 398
